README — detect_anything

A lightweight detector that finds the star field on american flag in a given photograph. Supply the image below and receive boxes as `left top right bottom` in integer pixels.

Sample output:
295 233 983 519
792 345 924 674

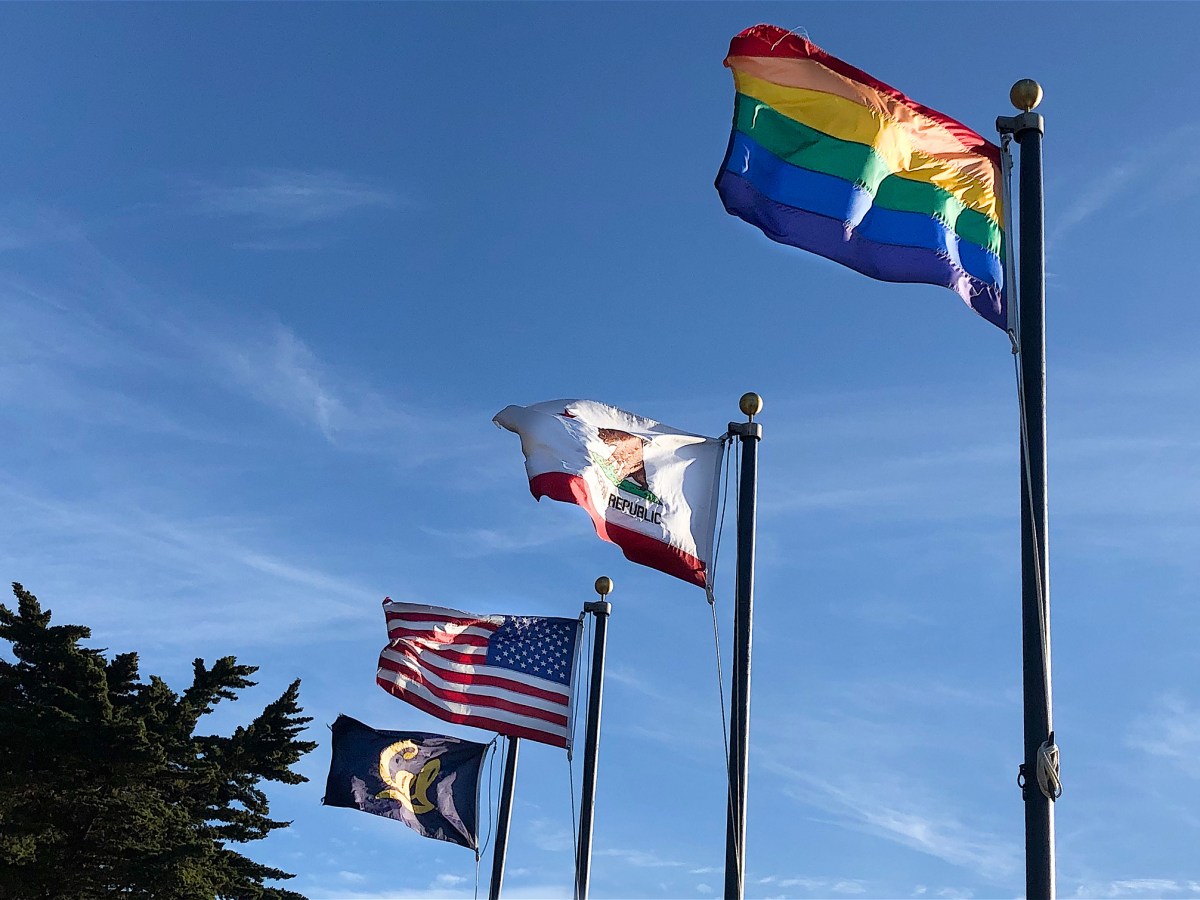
485 615 578 686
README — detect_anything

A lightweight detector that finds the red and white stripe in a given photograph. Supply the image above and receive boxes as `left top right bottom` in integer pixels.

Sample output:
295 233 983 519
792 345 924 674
528 471 710 587
376 600 578 749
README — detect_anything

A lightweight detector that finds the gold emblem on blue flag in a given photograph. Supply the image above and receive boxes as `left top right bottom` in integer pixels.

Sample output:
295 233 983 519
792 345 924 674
323 714 488 850
376 739 440 813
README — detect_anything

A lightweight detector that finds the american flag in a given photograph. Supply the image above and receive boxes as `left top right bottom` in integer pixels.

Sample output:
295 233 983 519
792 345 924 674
376 599 582 749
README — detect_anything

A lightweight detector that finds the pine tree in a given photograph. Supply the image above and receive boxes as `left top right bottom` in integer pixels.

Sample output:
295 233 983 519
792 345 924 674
0 583 318 899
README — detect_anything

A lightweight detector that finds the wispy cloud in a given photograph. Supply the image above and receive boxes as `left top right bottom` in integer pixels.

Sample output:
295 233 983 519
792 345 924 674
1070 878 1200 898
0 220 523 670
754 354 1200 577
0 479 373 649
419 520 585 556
818 677 1012 720
0 226 480 460
596 847 685 868
1049 124 1200 245
231 236 340 252
759 742 1019 881
195 323 495 463
812 778 1016 879
759 875 869 894
526 816 574 853
754 874 975 899
0 203 85 251
211 324 363 443
766 484 918 514
843 595 937 629
606 664 684 706
1049 162 1140 245
603 663 728 756
296 880 573 900
300 890 468 900
855 799 1007 876
192 169 397 229
755 391 1013 526
1129 694 1200 779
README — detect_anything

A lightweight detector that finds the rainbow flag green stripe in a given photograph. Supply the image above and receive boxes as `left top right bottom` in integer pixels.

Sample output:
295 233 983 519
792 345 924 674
732 95 1002 256
716 25 1007 329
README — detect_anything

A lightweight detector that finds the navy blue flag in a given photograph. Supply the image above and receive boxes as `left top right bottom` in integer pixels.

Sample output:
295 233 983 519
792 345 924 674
322 714 489 850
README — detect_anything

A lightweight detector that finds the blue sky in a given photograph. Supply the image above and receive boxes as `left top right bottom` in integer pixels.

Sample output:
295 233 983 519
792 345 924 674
2 3 1199 898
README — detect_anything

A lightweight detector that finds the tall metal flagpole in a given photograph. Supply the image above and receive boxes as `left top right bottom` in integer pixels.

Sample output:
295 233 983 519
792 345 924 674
998 79 1056 899
724 392 762 900
488 737 520 900
575 577 612 900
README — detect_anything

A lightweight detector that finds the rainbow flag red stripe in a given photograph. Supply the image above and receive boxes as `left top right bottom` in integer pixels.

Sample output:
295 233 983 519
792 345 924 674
716 24 1007 329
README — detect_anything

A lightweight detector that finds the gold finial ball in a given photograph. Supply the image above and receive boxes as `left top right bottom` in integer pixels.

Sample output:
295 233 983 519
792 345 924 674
1010 79 1043 112
594 576 613 597
739 392 764 418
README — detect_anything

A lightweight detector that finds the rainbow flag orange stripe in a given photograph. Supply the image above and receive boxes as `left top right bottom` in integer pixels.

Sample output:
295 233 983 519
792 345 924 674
716 25 1007 329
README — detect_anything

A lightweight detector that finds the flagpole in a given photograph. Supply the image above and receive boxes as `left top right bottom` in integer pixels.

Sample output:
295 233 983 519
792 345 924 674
575 577 612 900
998 80 1056 899
724 392 762 900
488 736 520 900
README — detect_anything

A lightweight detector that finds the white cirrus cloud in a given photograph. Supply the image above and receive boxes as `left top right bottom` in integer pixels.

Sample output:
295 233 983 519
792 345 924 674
1071 878 1200 898
1129 694 1200 779
1049 124 1200 246
596 847 685 868
526 816 574 853
0 202 85 251
759 750 1019 881
191 169 397 229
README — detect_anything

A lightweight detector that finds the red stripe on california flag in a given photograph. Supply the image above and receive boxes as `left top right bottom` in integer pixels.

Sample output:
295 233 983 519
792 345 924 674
528 471 613 541
376 676 568 748
377 658 569 727
606 519 706 587
529 472 707 587
379 645 570 707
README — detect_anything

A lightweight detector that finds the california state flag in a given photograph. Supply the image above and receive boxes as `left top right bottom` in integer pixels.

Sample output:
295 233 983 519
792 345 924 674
493 400 724 590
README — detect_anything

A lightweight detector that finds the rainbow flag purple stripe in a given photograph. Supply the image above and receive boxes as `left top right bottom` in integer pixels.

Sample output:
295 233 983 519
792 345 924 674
716 25 1007 329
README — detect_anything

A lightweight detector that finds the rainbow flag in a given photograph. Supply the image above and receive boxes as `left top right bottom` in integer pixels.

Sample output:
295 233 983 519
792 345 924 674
716 25 1007 329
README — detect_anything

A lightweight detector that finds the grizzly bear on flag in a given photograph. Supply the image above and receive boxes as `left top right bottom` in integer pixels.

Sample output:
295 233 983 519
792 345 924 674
596 428 655 501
